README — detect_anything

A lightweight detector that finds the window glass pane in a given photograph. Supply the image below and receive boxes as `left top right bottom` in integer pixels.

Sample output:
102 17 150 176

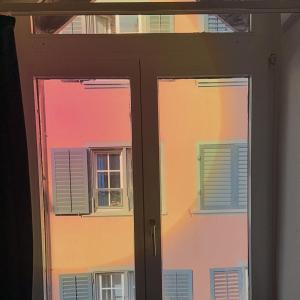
102 289 111 300
37 78 136 298
98 154 108 170
110 153 121 170
99 191 110 206
110 172 121 188
98 172 109 188
158 78 249 299
110 191 122 207
32 14 250 34
119 15 139 33
102 274 111 288
112 273 122 288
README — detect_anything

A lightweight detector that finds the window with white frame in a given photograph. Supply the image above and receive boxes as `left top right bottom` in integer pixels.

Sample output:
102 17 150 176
97 272 126 300
51 147 133 215
92 148 133 212
95 151 123 209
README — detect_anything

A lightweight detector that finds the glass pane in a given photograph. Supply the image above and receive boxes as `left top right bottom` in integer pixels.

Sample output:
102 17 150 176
158 78 249 300
110 172 121 188
98 172 109 188
119 15 139 33
32 14 250 34
112 273 122 288
99 191 109 206
98 154 108 170
110 191 122 207
37 78 135 299
110 153 121 170
102 290 111 300
102 274 111 288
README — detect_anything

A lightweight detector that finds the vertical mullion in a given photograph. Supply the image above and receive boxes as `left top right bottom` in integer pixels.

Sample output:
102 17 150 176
232 144 239 209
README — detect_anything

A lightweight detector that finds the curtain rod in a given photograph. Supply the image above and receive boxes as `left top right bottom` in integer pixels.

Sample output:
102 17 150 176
1 2 300 16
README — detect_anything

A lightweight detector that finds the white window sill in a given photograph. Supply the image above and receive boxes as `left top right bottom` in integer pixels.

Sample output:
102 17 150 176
83 209 133 217
191 209 247 215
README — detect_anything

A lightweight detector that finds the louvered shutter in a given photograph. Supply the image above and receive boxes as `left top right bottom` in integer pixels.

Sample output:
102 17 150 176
126 148 134 210
52 148 89 215
69 149 89 214
147 16 174 33
206 15 233 33
163 270 193 300
60 273 92 300
236 145 248 209
52 149 72 214
210 268 243 300
160 16 174 33
199 143 248 210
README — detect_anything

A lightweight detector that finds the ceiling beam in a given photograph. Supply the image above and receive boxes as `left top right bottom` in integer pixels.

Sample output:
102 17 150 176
1 1 300 16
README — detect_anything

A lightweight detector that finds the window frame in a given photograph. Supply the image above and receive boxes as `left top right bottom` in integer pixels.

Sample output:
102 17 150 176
89 147 133 216
15 12 279 300
94 270 135 300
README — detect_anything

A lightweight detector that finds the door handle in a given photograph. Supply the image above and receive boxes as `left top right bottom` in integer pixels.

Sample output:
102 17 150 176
150 219 157 257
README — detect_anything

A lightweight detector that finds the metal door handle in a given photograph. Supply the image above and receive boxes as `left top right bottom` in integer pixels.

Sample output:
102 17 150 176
150 219 157 257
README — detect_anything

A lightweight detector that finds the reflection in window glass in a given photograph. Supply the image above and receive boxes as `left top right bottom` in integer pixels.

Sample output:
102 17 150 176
32 14 250 34
119 15 139 33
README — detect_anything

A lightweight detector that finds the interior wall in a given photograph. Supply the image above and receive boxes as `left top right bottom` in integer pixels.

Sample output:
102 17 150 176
278 17 300 300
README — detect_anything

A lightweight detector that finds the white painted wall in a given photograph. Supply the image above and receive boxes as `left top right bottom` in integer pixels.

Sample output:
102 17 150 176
278 18 300 300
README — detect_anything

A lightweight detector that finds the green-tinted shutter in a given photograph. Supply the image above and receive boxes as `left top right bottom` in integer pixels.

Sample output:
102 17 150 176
236 144 248 209
210 268 244 300
52 148 89 215
147 16 174 33
199 143 248 210
60 273 92 300
163 270 193 300
126 148 134 210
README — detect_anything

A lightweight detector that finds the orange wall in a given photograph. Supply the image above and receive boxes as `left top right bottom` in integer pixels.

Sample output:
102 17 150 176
43 79 248 299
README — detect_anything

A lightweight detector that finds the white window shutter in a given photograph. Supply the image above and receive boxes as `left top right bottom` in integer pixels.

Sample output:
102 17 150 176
60 273 92 300
199 143 248 210
163 270 193 300
147 16 174 33
200 144 234 210
52 148 89 215
206 15 234 33
236 144 248 209
52 149 72 214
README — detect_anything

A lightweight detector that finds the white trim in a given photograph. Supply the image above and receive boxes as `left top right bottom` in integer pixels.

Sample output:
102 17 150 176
90 147 133 215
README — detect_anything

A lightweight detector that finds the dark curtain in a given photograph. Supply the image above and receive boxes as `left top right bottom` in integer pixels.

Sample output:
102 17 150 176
0 16 33 299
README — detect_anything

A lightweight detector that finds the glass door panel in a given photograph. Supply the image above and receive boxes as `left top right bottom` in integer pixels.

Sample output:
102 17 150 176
36 78 137 300
157 77 249 300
